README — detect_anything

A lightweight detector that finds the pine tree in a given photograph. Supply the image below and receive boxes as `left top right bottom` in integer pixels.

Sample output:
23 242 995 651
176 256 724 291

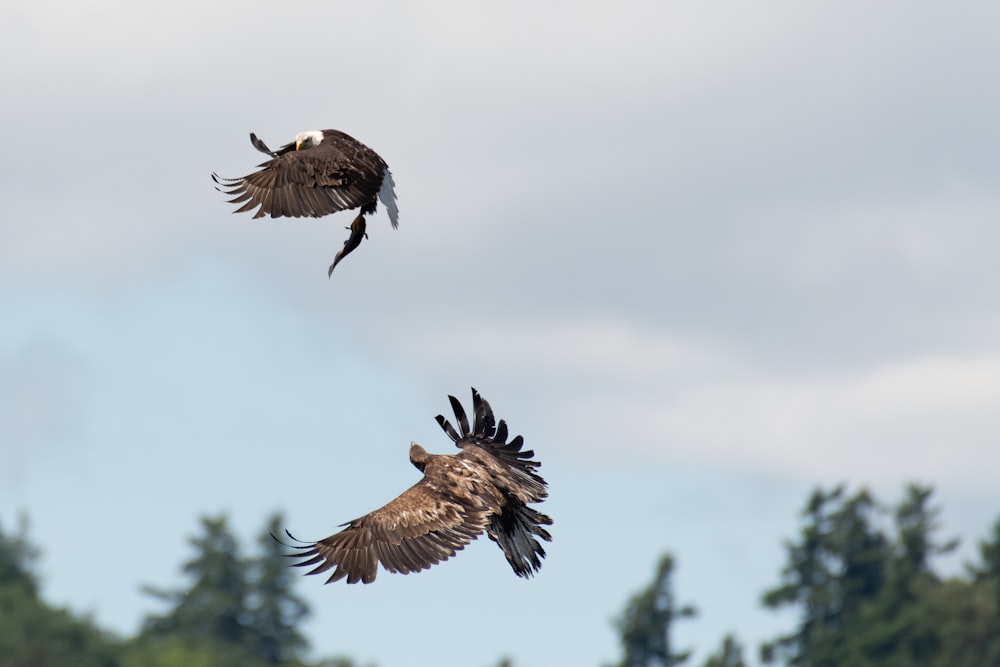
701 634 746 667
761 485 889 666
141 514 250 646
0 514 39 594
845 485 958 664
969 515 1000 611
246 512 310 664
0 516 120 667
611 553 696 667
958 513 1000 664
895 484 958 578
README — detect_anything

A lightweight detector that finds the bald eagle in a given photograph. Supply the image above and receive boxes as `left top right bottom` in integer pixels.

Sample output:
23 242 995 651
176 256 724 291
280 388 553 584
212 129 398 277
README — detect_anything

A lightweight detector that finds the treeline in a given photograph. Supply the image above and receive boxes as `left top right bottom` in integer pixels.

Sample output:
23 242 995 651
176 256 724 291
0 512 361 667
758 484 1000 666
2 484 1000 666
607 483 1000 667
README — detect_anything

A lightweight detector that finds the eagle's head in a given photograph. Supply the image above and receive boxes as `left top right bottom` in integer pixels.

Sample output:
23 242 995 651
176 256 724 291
409 442 431 472
294 130 324 151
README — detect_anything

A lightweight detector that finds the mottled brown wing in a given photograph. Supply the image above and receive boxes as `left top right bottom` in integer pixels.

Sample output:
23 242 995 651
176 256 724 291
212 139 384 219
284 477 490 584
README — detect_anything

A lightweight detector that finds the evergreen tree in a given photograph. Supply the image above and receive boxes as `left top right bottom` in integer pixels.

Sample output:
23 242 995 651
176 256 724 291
701 634 745 667
611 553 696 667
844 485 957 665
762 484 1000 666
924 577 1000 667
0 514 39 594
0 516 120 667
969 515 1000 611
0 512 367 667
761 485 889 666
956 513 1000 665
135 513 365 666
247 512 310 664
894 484 958 579
141 514 250 646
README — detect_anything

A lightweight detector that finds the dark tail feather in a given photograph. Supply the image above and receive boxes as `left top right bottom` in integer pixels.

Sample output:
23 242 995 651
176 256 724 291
488 500 553 578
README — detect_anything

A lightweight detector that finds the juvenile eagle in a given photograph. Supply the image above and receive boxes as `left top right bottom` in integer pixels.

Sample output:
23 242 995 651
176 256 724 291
212 129 399 277
281 388 552 584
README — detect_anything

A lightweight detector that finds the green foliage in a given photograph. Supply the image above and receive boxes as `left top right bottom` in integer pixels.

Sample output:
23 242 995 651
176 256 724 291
894 484 959 579
920 578 1000 667
0 515 39 595
842 484 959 665
247 513 310 663
313 659 373 667
0 518 120 667
121 637 261 667
972 516 1000 580
761 485 889 665
610 553 697 667
139 512 313 665
142 515 250 645
119 635 366 667
762 484 1000 667
0 512 369 667
969 515 1000 613
0 587 121 667
4 487 1000 667
701 634 745 667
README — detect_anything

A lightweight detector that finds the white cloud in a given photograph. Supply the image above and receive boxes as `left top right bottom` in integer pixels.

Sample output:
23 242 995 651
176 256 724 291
402 319 725 382
772 189 1000 285
604 350 1000 485
385 317 1000 485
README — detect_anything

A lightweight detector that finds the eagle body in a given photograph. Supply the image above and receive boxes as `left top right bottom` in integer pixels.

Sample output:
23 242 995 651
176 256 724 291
212 128 398 275
282 389 552 584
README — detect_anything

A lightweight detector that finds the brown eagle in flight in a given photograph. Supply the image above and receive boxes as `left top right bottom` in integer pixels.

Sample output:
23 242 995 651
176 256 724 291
280 388 552 584
212 129 399 277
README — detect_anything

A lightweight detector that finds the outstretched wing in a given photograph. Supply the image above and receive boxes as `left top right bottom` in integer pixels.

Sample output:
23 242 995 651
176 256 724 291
212 131 388 220
282 476 489 585
436 388 548 502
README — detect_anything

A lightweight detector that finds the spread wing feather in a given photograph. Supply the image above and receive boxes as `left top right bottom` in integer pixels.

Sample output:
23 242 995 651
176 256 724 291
283 476 489 585
212 130 393 220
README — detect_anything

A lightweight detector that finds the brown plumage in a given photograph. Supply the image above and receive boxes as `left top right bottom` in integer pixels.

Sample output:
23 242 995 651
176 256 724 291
280 388 552 584
211 129 398 276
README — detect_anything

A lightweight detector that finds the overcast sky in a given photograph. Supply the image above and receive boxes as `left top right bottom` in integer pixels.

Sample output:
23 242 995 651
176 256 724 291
2 1 999 665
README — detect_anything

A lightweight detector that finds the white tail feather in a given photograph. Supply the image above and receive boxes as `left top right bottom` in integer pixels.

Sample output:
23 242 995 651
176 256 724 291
378 167 399 229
